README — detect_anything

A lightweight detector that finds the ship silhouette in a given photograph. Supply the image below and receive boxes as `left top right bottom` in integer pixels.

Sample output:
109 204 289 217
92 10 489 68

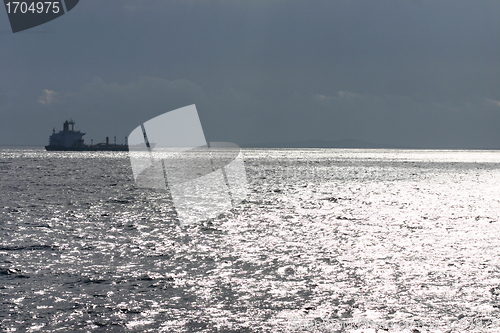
45 120 131 151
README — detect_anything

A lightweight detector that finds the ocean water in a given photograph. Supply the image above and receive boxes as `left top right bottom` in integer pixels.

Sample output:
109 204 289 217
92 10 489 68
1 147 500 332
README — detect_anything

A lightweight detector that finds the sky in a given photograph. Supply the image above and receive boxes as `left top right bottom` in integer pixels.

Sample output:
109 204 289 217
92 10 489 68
1 0 499 148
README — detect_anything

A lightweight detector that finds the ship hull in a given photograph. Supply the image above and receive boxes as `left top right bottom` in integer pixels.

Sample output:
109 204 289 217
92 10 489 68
45 145 128 151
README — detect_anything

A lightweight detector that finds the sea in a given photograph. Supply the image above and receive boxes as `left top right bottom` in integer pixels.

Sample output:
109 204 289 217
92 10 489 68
1 147 500 332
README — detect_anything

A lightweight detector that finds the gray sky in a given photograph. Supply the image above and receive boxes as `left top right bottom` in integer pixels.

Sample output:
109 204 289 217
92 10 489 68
1 0 499 148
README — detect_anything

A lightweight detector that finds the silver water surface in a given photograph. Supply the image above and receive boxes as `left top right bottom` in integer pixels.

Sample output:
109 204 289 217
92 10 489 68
1 148 500 332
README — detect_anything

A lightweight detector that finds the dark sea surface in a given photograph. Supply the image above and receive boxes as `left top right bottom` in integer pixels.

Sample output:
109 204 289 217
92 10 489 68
1 147 500 332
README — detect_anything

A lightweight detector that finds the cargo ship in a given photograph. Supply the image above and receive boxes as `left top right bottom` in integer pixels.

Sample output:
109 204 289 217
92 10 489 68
45 120 129 151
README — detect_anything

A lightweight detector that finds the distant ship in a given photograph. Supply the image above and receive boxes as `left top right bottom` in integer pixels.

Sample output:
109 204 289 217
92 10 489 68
45 120 129 151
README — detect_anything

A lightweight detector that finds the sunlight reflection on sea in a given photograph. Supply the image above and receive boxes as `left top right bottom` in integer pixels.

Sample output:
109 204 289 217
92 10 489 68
1 148 500 332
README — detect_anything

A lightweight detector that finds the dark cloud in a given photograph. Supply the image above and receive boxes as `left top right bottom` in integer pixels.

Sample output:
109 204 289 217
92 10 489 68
1 0 499 148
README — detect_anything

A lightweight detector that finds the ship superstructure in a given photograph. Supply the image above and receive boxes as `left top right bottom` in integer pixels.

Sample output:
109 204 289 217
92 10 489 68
46 120 86 149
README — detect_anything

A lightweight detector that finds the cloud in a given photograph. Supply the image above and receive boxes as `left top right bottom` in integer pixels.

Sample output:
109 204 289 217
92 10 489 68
71 76 206 118
5 75 500 148
485 98 500 108
80 76 203 98
308 90 500 148
38 76 208 141
37 89 59 105
313 90 414 109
